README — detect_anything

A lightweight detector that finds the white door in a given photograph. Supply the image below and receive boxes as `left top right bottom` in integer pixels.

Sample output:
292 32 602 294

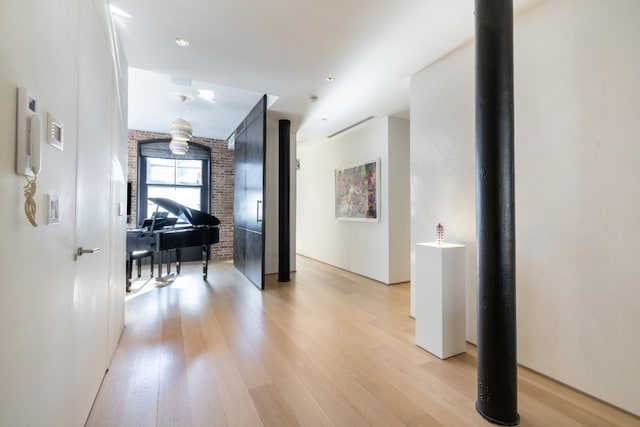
72 0 112 421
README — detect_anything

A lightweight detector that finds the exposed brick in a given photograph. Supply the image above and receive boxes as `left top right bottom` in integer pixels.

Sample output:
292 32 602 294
127 129 234 261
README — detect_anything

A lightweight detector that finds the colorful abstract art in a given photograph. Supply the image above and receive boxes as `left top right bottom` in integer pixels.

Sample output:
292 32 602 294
335 159 379 221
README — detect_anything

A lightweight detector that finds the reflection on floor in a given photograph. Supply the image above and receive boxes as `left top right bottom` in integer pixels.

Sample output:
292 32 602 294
88 257 640 427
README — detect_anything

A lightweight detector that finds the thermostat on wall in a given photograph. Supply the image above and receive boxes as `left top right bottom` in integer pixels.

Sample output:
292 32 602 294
47 112 63 151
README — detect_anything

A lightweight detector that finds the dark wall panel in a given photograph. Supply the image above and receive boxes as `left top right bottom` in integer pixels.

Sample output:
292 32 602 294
233 96 267 289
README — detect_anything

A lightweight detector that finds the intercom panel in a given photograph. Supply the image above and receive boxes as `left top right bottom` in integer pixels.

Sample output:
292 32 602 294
16 87 42 176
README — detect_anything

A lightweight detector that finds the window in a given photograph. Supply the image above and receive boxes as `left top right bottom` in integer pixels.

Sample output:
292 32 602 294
137 139 211 225
146 158 203 216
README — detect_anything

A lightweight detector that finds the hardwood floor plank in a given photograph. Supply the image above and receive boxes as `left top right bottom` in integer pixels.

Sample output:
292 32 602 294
121 290 168 427
197 297 263 426
249 383 300 427
86 257 640 427
518 377 618 427
238 309 336 426
84 333 131 426
182 323 228 427
257 329 371 426
367 346 486 426
206 286 273 391
264 283 479 425
518 367 640 426
301 341 406 427
262 287 429 424
406 414 445 427
157 314 192 427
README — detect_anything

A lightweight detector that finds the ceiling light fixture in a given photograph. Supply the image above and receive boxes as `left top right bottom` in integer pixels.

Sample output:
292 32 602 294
198 89 215 103
175 38 190 47
326 76 335 82
169 95 192 155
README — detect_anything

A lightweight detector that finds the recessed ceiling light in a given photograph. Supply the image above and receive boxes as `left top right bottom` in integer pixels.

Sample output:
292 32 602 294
175 38 190 47
326 77 335 82
198 89 216 103
110 5 132 18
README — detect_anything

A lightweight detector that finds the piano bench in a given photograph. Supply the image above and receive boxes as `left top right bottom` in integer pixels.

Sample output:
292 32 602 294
130 250 154 279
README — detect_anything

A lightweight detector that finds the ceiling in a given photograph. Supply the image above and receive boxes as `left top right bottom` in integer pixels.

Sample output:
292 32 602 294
113 0 537 143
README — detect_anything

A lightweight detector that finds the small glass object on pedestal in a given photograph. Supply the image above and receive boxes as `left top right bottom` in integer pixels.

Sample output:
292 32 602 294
436 223 444 244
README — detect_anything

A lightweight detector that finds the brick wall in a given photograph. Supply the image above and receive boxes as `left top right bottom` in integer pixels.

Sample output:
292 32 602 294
128 129 234 261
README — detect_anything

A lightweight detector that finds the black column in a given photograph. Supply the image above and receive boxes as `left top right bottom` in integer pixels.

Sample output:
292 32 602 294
278 119 291 282
475 0 518 425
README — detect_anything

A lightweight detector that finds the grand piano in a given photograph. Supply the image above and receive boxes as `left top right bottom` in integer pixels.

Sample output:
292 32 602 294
126 197 220 289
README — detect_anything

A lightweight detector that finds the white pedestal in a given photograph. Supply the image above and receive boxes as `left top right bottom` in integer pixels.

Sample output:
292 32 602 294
415 242 466 359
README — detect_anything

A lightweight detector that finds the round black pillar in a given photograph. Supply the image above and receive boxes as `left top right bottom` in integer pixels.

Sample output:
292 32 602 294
278 119 291 282
475 0 519 425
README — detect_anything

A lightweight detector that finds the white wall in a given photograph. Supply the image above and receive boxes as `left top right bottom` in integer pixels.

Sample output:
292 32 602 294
410 0 640 416
0 0 127 425
388 118 411 284
297 116 410 284
409 43 476 319
107 44 129 365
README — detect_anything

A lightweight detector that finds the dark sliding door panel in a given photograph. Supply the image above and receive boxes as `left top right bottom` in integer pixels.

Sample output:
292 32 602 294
233 227 247 274
245 230 263 287
233 96 266 289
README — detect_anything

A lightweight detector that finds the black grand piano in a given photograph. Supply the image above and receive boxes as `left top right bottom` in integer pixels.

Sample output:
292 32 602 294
126 197 220 289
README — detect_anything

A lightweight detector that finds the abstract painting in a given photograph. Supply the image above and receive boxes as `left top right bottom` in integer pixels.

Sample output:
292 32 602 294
335 159 379 221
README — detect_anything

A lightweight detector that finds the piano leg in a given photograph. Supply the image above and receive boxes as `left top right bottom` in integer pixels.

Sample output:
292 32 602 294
154 250 177 283
156 250 163 279
126 254 132 292
176 248 182 274
202 244 209 279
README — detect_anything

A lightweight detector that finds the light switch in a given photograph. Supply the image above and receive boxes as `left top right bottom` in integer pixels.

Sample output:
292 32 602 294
48 194 60 224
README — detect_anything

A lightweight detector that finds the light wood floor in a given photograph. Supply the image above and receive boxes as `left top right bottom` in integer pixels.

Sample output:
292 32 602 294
86 256 639 426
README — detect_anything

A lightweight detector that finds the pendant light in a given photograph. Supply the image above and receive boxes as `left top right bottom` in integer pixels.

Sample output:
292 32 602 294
169 94 192 155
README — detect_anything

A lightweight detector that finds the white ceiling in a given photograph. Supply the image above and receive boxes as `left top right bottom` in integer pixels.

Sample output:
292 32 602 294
113 0 537 143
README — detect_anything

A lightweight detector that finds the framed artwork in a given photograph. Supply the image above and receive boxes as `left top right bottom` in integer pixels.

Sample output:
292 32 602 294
335 159 379 221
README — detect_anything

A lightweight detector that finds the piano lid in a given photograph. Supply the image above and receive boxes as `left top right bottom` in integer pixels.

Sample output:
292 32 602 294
149 198 221 226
